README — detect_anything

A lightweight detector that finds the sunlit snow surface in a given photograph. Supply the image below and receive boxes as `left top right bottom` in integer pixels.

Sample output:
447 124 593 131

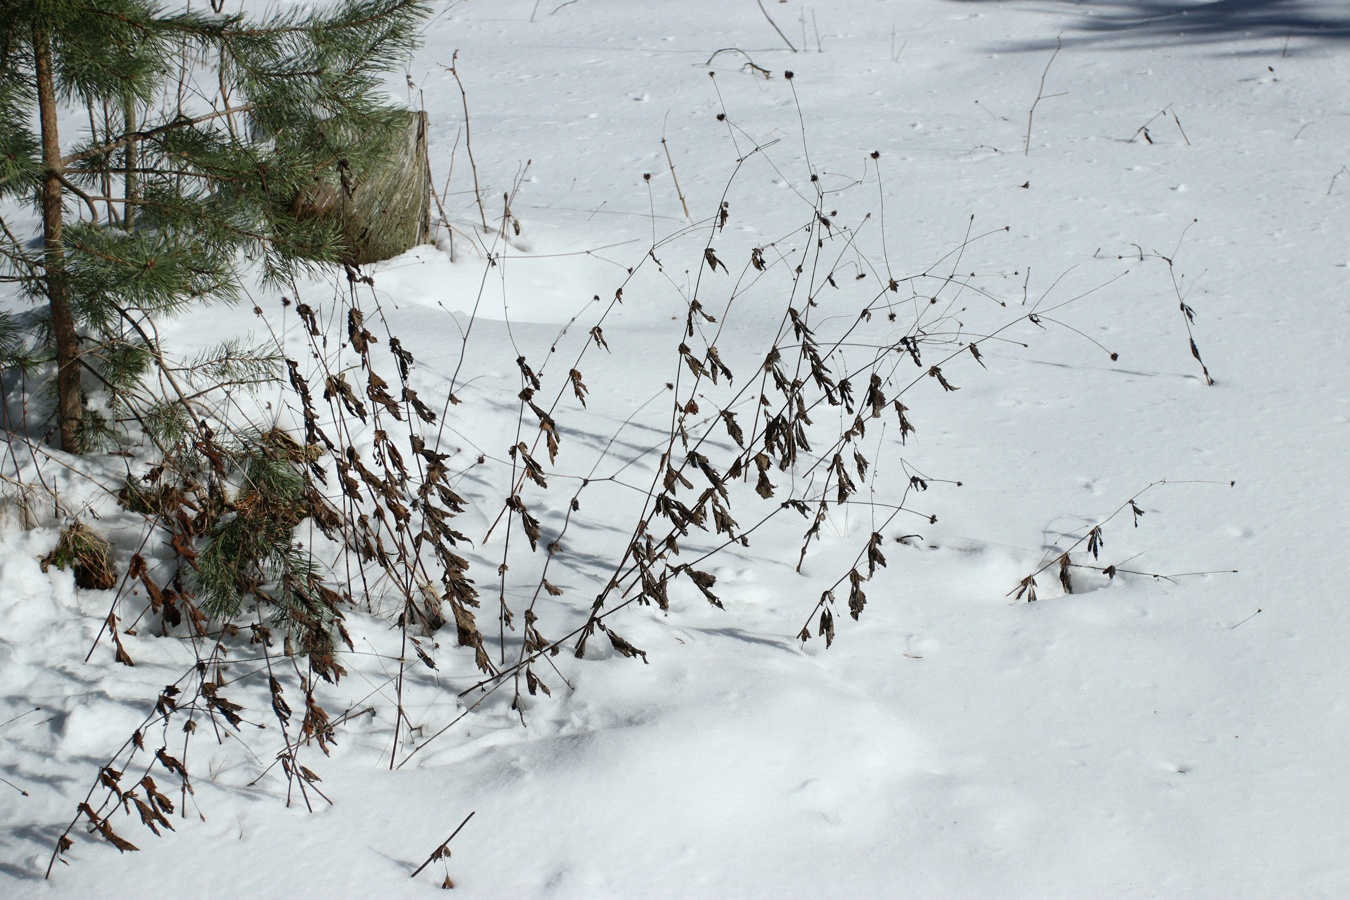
3 1 1350 896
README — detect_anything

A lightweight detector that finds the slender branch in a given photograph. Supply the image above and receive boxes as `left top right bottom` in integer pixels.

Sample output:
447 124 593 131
705 48 772 78
756 0 798 52
661 135 692 223
1024 36 1063 156
54 171 102 222
61 105 256 171
443 52 487 232
410 811 476 879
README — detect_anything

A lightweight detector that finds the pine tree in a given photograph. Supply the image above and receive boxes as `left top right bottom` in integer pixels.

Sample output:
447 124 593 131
0 0 430 452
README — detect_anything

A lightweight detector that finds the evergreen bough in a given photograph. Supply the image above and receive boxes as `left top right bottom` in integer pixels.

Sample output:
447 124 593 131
0 0 430 452
0 0 429 655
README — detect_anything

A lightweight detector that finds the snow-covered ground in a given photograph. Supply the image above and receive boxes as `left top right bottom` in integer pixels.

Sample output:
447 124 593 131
4 0 1350 896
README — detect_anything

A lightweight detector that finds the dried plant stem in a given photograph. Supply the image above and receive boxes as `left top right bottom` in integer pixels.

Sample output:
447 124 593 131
1024 36 1063 156
1009 479 1234 601
1157 219 1214 385
0 707 40 729
1171 108 1191 145
756 0 798 53
445 52 488 232
704 48 772 79
1328 165 1349 195
410 811 476 879
20 66 1228 874
426 139 453 255
1129 105 1190 146
662 134 692 223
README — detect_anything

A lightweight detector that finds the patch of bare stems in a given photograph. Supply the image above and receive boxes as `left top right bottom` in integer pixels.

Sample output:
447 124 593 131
12 71 1225 881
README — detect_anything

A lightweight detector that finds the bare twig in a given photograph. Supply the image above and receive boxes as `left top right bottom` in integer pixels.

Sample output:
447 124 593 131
1024 36 1064 156
1129 106 1190 146
661 128 692 223
410 811 476 880
443 52 488 232
756 0 798 52
1171 107 1191 145
705 47 772 79
1328 165 1349 195
1162 220 1214 385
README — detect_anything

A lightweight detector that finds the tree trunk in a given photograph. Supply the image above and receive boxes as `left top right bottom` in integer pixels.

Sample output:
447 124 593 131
33 25 84 454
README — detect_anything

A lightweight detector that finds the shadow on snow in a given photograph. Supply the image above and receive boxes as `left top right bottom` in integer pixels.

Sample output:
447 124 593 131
947 0 1350 52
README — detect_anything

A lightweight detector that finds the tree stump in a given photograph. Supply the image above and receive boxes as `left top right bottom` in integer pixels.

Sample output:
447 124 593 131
295 109 431 265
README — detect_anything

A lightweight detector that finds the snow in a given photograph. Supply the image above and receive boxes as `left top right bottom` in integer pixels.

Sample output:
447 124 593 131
4 0 1350 896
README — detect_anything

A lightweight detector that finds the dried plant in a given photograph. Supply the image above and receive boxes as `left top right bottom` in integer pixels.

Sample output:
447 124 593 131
41 521 116 591
1010 479 1236 603
1025 35 1066 155
0 67 1226 876
1128 105 1192 146
1118 220 1214 386
410 811 476 888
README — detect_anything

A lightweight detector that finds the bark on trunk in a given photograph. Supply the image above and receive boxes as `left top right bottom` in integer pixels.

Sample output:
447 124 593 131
33 26 84 454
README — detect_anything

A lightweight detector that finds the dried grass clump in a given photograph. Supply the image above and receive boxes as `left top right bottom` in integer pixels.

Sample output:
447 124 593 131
42 522 117 591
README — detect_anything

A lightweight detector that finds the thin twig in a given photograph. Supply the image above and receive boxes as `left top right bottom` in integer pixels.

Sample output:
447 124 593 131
444 52 488 232
756 0 798 52
1328 166 1349 196
411 811 476 879
1024 36 1063 156
661 128 692 223
1171 108 1191 145
0 707 41 729
705 48 772 78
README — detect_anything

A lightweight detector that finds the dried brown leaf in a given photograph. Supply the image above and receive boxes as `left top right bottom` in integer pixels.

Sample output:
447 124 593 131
605 628 649 663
